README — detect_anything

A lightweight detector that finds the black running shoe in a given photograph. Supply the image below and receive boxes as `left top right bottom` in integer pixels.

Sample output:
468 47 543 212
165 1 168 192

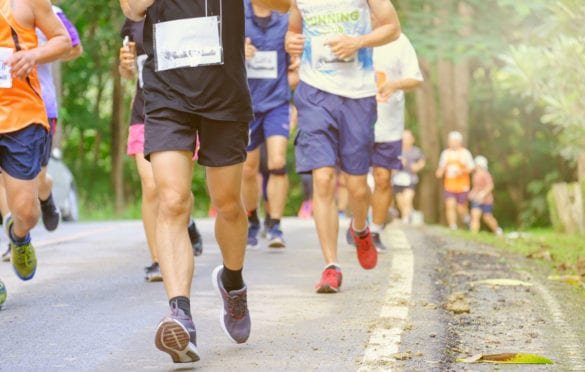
145 262 163 282
40 194 60 232
372 232 388 252
188 219 203 257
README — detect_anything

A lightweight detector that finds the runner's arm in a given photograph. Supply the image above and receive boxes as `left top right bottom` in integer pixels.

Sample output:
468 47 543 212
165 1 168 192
378 77 422 102
411 158 426 173
255 0 290 13
285 1 304 57
56 11 83 62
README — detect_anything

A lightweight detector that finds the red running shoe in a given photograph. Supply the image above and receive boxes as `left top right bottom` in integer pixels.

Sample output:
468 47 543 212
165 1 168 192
349 225 378 270
315 266 343 294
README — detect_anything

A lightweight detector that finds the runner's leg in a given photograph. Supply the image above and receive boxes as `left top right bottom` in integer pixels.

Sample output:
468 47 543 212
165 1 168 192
135 153 159 264
265 135 288 221
37 167 53 202
402 188 416 221
2 173 40 240
0 178 9 217
446 197 458 229
372 166 392 228
312 166 339 265
470 207 482 233
242 148 261 248
482 213 500 233
346 174 370 232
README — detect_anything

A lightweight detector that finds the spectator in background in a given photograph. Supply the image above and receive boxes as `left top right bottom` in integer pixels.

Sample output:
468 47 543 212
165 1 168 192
470 156 503 235
435 131 474 230
393 130 425 224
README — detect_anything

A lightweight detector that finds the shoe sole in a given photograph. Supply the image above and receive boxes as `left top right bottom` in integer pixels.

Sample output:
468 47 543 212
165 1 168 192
268 239 286 249
42 210 61 232
145 275 163 283
316 284 339 294
155 318 200 363
211 265 240 344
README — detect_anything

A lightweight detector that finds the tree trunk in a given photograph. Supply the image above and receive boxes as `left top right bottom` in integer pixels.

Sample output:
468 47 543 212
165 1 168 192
111 63 126 214
415 59 442 223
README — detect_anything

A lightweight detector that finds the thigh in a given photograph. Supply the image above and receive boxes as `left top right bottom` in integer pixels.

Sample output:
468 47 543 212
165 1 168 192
2 170 39 211
338 96 377 176
197 118 249 168
0 125 47 181
266 135 288 166
207 163 244 203
144 109 198 160
150 151 193 197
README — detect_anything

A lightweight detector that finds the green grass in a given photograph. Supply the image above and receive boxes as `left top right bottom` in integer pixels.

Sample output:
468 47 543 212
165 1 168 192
453 229 585 276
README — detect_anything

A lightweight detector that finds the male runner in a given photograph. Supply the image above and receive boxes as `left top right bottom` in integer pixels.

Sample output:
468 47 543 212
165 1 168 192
119 18 203 283
371 33 422 251
286 0 400 293
436 131 475 230
242 0 290 249
123 0 290 363
0 0 71 280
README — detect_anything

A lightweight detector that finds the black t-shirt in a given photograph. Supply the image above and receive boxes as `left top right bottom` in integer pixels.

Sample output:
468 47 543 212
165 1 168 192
120 19 146 126
143 0 253 123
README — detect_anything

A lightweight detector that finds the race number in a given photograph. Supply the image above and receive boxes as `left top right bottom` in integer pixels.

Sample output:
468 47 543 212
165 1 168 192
154 16 223 71
0 47 13 89
246 51 277 79
311 35 357 72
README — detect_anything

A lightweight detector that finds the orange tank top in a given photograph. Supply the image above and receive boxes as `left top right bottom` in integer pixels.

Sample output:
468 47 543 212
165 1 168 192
0 0 48 134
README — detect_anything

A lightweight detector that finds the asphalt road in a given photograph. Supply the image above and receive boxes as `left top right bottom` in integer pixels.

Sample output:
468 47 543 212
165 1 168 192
1 219 584 371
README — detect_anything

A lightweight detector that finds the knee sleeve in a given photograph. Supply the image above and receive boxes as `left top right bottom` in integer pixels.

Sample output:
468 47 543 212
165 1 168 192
268 165 288 176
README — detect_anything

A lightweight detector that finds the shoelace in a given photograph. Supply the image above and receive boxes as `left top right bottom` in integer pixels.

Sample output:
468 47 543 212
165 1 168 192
14 245 34 267
227 293 248 319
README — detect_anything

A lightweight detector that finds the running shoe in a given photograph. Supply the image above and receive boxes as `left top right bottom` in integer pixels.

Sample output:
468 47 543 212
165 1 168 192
155 303 199 363
260 217 270 239
297 200 313 219
372 232 388 252
247 222 260 250
211 265 251 344
188 219 203 257
267 224 286 249
2 245 10 262
40 194 60 232
145 262 163 282
315 266 343 294
346 227 355 246
349 225 378 270
5 215 37 281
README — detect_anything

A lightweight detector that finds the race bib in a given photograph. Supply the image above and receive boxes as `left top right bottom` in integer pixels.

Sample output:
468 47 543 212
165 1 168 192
446 164 462 178
0 47 13 89
311 35 357 72
393 171 412 187
246 51 277 79
137 54 147 88
154 16 223 72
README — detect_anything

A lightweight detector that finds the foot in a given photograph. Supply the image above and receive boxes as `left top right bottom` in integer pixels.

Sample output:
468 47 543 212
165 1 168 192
155 304 199 363
297 200 313 219
315 266 343 294
145 262 163 282
267 224 286 249
40 195 60 232
371 232 388 253
188 220 203 257
5 216 37 281
247 222 260 250
346 227 355 246
1 245 9 262
211 265 251 344
349 225 378 270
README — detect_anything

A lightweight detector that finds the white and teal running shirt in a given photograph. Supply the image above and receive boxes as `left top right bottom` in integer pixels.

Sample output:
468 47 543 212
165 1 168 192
297 0 376 99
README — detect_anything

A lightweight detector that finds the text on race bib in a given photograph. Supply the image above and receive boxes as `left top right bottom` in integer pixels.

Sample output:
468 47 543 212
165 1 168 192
246 51 277 79
154 16 223 72
0 47 13 89
311 35 357 72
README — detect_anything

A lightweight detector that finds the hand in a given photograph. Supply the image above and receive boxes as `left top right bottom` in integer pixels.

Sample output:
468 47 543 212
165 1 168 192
289 55 301 71
6 50 37 80
377 80 398 103
324 35 361 60
119 45 136 74
286 32 305 57
245 38 257 61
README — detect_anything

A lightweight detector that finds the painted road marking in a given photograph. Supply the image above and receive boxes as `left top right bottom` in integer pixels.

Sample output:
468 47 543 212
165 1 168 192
359 228 414 371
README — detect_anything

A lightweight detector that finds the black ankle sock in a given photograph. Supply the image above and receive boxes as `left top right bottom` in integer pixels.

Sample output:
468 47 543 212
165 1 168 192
169 296 191 318
221 266 244 292
248 209 260 225
40 193 54 206
268 218 281 228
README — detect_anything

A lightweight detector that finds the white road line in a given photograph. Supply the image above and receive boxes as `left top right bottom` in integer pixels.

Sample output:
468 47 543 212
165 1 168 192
359 228 414 371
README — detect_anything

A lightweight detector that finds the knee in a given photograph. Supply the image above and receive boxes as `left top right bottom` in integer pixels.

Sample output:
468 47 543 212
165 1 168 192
348 181 369 200
313 171 336 198
214 194 245 222
158 188 191 218
11 194 40 226
267 156 286 173
141 179 158 203
374 170 391 191
243 162 258 181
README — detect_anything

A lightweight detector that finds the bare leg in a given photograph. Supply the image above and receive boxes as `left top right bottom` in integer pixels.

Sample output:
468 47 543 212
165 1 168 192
470 208 482 233
401 188 416 221
346 174 370 231
2 173 40 238
266 135 289 220
313 167 339 265
457 203 470 225
372 167 392 227
0 177 10 217
482 213 500 233
37 167 53 202
150 151 194 299
445 197 457 228
337 173 349 215
242 148 261 213
135 154 160 263
207 164 248 271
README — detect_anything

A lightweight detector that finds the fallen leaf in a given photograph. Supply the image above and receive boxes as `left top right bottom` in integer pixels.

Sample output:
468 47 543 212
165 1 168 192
547 275 583 285
446 292 471 314
471 279 533 287
527 250 553 261
457 353 553 365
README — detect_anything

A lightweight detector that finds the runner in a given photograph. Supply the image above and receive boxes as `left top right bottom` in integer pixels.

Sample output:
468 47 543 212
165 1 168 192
119 18 203 283
242 0 290 250
371 33 423 250
435 131 475 230
0 0 71 281
394 130 425 224
286 0 401 293
469 155 503 235
122 0 291 363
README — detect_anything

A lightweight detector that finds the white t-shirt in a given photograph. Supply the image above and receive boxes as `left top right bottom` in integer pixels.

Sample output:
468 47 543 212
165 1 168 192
297 0 376 99
373 33 423 143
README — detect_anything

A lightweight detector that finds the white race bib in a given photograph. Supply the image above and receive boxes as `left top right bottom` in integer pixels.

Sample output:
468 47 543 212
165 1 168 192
154 16 223 72
137 54 147 88
0 47 13 89
393 171 412 187
246 51 277 79
311 35 357 72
